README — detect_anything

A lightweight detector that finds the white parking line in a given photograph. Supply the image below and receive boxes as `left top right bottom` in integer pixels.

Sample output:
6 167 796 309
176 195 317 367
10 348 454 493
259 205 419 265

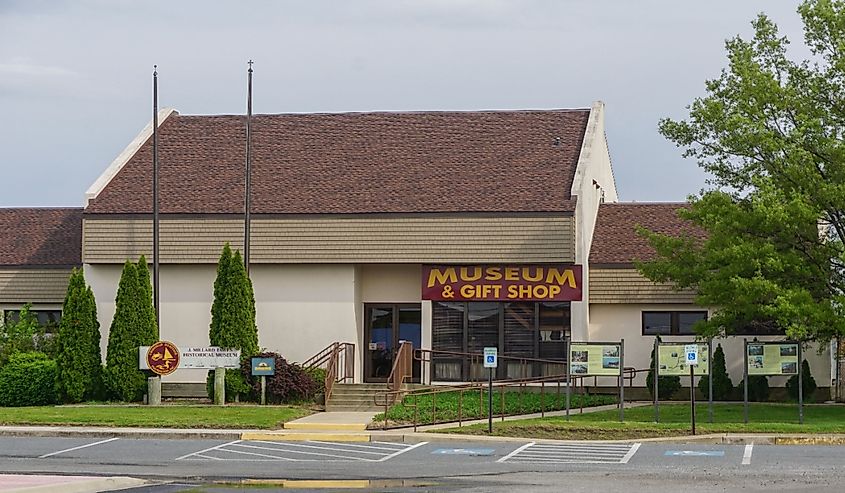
742 444 753 465
253 441 387 456
175 439 242 461
220 447 299 461
307 441 406 452
38 437 120 459
497 442 535 463
621 443 641 464
377 441 428 462
235 443 374 461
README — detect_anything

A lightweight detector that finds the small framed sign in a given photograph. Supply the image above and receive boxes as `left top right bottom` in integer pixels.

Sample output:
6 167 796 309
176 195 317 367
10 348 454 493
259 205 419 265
251 357 275 376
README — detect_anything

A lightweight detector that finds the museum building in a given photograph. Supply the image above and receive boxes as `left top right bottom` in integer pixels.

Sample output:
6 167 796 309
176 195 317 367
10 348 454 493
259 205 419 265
0 101 831 390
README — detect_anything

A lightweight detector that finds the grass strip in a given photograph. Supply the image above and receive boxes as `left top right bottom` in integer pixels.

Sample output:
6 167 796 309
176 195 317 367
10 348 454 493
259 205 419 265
0 404 311 429
373 389 616 426
439 402 845 439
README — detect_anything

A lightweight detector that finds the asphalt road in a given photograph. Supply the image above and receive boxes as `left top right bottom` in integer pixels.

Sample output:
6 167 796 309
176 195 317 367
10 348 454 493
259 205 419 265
3 437 845 492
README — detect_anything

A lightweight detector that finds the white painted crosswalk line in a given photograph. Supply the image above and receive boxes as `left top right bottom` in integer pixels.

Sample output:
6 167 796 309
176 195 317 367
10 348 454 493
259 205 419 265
500 442 640 464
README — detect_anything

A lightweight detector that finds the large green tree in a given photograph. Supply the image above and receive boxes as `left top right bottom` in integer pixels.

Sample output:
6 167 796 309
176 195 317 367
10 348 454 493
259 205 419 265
103 259 158 401
55 268 102 403
639 0 845 342
208 244 259 400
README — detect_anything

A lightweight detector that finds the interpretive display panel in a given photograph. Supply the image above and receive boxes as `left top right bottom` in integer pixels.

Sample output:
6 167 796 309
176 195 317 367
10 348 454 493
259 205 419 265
658 343 709 376
747 342 799 375
570 343 622 376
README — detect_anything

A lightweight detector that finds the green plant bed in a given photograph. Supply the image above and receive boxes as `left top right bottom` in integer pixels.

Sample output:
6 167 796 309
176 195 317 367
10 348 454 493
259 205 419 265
439 402 845 440
373 389 616 426
0 404 312 429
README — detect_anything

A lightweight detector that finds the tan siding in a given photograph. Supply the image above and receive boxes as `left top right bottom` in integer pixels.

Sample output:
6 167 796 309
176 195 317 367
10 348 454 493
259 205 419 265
0 269 72 303
589 268 696 303
83 217 575 264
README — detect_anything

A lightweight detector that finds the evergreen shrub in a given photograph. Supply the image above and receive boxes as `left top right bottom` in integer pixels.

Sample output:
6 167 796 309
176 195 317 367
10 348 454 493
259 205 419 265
786 359 817 402
240 352 318 404
698 343 734 400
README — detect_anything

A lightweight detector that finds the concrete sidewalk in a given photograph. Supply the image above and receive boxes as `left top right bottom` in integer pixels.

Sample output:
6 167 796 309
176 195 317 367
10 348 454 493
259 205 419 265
0 474 145 493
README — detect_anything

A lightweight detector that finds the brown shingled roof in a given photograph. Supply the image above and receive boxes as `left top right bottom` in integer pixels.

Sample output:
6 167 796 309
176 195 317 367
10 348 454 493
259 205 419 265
0 208 82 266
589 203 705 264
85 109 590 214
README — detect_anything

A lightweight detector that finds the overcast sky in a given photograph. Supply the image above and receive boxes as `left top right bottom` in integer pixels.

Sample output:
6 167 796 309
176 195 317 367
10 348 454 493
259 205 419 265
0 1 806 208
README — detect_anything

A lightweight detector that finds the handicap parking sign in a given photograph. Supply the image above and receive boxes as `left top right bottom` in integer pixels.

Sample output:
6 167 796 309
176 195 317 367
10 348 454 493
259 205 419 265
685 344 698 365
483 347 498 368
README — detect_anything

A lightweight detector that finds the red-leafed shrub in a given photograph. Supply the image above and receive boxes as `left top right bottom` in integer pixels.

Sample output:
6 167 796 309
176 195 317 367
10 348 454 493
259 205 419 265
240 352 318 404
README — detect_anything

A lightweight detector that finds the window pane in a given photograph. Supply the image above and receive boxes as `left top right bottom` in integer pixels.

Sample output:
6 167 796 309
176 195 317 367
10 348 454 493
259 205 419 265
432 302 464 381
678 312 707 335
503 302 535 357
539 302 569 360
432 302 464 353
643 312 671 335
467 302 499 353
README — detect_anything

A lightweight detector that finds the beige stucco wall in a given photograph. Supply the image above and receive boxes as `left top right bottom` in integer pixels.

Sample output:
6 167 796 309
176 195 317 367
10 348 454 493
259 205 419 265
589 303 831 389
86 263 361 382
570 101 619 343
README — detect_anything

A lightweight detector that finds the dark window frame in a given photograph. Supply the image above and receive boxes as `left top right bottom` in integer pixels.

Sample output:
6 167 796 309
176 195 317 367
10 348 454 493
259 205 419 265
641 310 707 336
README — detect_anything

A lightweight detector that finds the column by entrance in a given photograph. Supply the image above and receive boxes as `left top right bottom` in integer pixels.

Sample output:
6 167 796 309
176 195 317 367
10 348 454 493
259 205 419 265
364 304 421 383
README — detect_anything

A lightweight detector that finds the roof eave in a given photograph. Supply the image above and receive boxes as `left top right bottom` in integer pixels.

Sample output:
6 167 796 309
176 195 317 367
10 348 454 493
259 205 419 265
84 108 178 208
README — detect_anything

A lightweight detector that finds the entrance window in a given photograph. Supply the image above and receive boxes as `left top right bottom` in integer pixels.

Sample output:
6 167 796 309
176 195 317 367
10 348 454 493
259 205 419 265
432 301 571 381
365 304 421 383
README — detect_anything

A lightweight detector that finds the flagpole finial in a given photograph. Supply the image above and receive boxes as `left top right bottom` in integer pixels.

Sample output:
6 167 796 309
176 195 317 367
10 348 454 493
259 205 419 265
153 64 157 76
248 60 253 73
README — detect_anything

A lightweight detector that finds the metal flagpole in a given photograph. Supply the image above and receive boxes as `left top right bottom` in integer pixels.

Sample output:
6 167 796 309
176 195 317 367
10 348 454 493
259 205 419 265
152 65 160 333
244 60 253 275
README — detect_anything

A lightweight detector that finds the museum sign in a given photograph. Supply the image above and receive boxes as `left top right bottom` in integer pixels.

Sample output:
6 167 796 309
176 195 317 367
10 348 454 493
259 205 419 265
422 264 582 301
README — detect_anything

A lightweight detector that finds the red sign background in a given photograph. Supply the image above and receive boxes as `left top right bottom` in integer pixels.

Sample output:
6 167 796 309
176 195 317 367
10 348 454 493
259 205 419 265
422 264 582 302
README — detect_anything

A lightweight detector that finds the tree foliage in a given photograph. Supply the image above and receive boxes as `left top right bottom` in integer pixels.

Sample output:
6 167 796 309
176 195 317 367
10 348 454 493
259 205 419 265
103 259 158 402
639 0 845 342
55 268 102 403
0 303 55 367
208 244 259 399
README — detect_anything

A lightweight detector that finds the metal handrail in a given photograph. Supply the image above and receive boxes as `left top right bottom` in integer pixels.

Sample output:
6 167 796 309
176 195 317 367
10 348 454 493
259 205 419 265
375 366 649 430
415 348 570 385
387 341 413 394
302 342 355 404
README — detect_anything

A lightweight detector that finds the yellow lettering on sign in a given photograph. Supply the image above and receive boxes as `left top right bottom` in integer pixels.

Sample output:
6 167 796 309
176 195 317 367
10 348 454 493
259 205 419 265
504 267 519 281
485 267 502 281
460 266 482 282
522 267 543 282
546 268 577 288
427 267 457 287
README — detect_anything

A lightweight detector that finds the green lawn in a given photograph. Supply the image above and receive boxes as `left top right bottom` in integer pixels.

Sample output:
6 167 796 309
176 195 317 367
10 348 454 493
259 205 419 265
0 404 312 429
438 402 845 440
373 389 616 426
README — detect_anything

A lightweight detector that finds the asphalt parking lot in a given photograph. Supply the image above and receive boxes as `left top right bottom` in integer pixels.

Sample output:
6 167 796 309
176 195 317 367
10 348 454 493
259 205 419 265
3 436 845 485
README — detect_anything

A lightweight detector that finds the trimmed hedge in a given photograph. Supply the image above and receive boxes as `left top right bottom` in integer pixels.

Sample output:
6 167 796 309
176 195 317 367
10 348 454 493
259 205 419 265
0 352 57 406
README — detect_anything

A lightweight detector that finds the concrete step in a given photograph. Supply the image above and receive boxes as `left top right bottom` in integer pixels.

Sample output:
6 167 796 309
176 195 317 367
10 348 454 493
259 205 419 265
326 403 385 412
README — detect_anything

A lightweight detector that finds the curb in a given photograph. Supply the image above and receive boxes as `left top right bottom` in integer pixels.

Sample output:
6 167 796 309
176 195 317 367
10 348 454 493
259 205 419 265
3 426 845 446
240 431 371 442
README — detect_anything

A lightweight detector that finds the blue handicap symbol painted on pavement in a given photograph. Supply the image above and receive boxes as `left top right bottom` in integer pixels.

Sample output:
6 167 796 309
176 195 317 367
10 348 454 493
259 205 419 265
432 448 495 456
665 450 725 457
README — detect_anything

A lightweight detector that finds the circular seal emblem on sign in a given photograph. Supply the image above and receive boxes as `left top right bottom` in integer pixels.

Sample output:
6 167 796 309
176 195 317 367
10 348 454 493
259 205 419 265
146 341 180 376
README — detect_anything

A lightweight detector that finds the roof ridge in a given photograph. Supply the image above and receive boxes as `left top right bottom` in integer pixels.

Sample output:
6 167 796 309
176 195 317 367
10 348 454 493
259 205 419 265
176 108 592 118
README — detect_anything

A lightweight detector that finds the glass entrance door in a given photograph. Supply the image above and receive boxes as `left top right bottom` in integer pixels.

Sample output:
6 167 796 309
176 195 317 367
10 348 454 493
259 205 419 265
365 304 421 383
